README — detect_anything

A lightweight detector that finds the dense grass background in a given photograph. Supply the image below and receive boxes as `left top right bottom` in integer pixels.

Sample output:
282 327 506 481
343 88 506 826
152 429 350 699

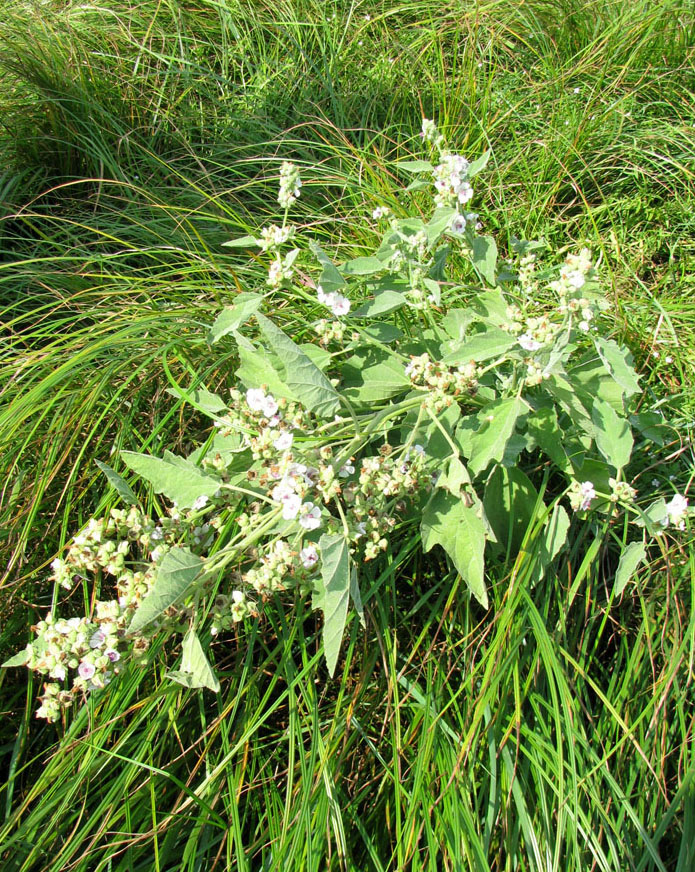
0 0 694 869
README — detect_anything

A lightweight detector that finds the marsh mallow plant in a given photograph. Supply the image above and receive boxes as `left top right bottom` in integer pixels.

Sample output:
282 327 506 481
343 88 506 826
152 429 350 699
5 121 689 722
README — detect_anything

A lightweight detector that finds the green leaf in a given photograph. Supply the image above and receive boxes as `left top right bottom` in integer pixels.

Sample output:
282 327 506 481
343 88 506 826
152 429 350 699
120 450 221 510
468 397 524 477
425 402 461 460
592 398 633 471
421 490 488 608
437 456 471 497
255 314 340 418
483 466 538 555
167 629 220 692
426 207 457 245
2 647 30 668
361 324 403 343
470 235 497 285
538 504 571 569
221 234 261 248
526 406 572 472
352 291 408 318
613 541 647 596
309 240 345 293
128 548 204 635
595 337 641 397
467 150 491 178
469 290 510 327
341 256 385 276
236 342 296 401
350 566 365 629
166 386 228 417
396 159 434 173
634 498 668 536
208 293 263 344
95 460 138 506
317 534 351 677
442 327 516 365
342 352 411 404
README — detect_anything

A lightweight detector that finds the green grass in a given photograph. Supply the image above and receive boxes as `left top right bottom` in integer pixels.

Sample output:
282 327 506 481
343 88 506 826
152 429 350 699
1 0 694 869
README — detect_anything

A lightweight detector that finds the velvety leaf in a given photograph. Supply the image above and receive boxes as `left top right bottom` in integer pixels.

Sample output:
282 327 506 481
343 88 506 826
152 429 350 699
318 534 351 677
341 256 385 276
470 235 497 285
168 629 220 692
421 489 488 608
342 353 410 404
120 451 222 509
166 386 228 417
467 150 491 178
525 407 572 472
350 566 365 628
2 647 30 668
95 460 138 506
483 466 538 554
468 397 524 477
255 314 340 418
208 293 263 344
221 234 261 248
538 504 571 569
128 548 204 635
236 342 296 400
592 398 633 471
613 541 647 596
352 291 408 318
309 240 345 293
396 159 434 172
442 328 516 365
426 207 457 245
595 336 641 397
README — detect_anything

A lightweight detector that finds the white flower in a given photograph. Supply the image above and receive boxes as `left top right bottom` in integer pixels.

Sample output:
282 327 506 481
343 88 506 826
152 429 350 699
261 394 279 418
273 431 293 452
246 388 266 412
518 333 542 352
90 630 105 649
192 495 209 511
372 206 390 220
299 502 322 530
318 289 351 318
450 213 467 234
105 649 120 663
578 320 591 333
281 493 302 520
354 522 367 539
579 481 596 511
339 462 355 478
300 545 319 568
78 661 96 680
666 494 689 530
456 181 474 204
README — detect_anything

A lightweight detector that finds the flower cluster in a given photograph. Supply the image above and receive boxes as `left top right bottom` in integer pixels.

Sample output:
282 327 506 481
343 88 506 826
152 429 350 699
278 161 302 209
259 224 295 252
569 480 597 512
405 353 479 396
317 285 351 317
433 153 474 209
665 493 689 530
267 249 299 288
314 318 346 347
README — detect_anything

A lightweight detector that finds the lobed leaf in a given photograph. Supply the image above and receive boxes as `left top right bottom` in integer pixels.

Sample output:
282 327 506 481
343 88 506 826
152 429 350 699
421 489 488 608
128 548 204 635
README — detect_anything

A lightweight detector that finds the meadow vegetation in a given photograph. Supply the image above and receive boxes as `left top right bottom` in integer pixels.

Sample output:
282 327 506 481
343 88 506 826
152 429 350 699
0 0 694 870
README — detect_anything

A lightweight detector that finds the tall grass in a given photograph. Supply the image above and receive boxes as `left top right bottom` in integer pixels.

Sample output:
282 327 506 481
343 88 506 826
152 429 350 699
1 0 694 868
